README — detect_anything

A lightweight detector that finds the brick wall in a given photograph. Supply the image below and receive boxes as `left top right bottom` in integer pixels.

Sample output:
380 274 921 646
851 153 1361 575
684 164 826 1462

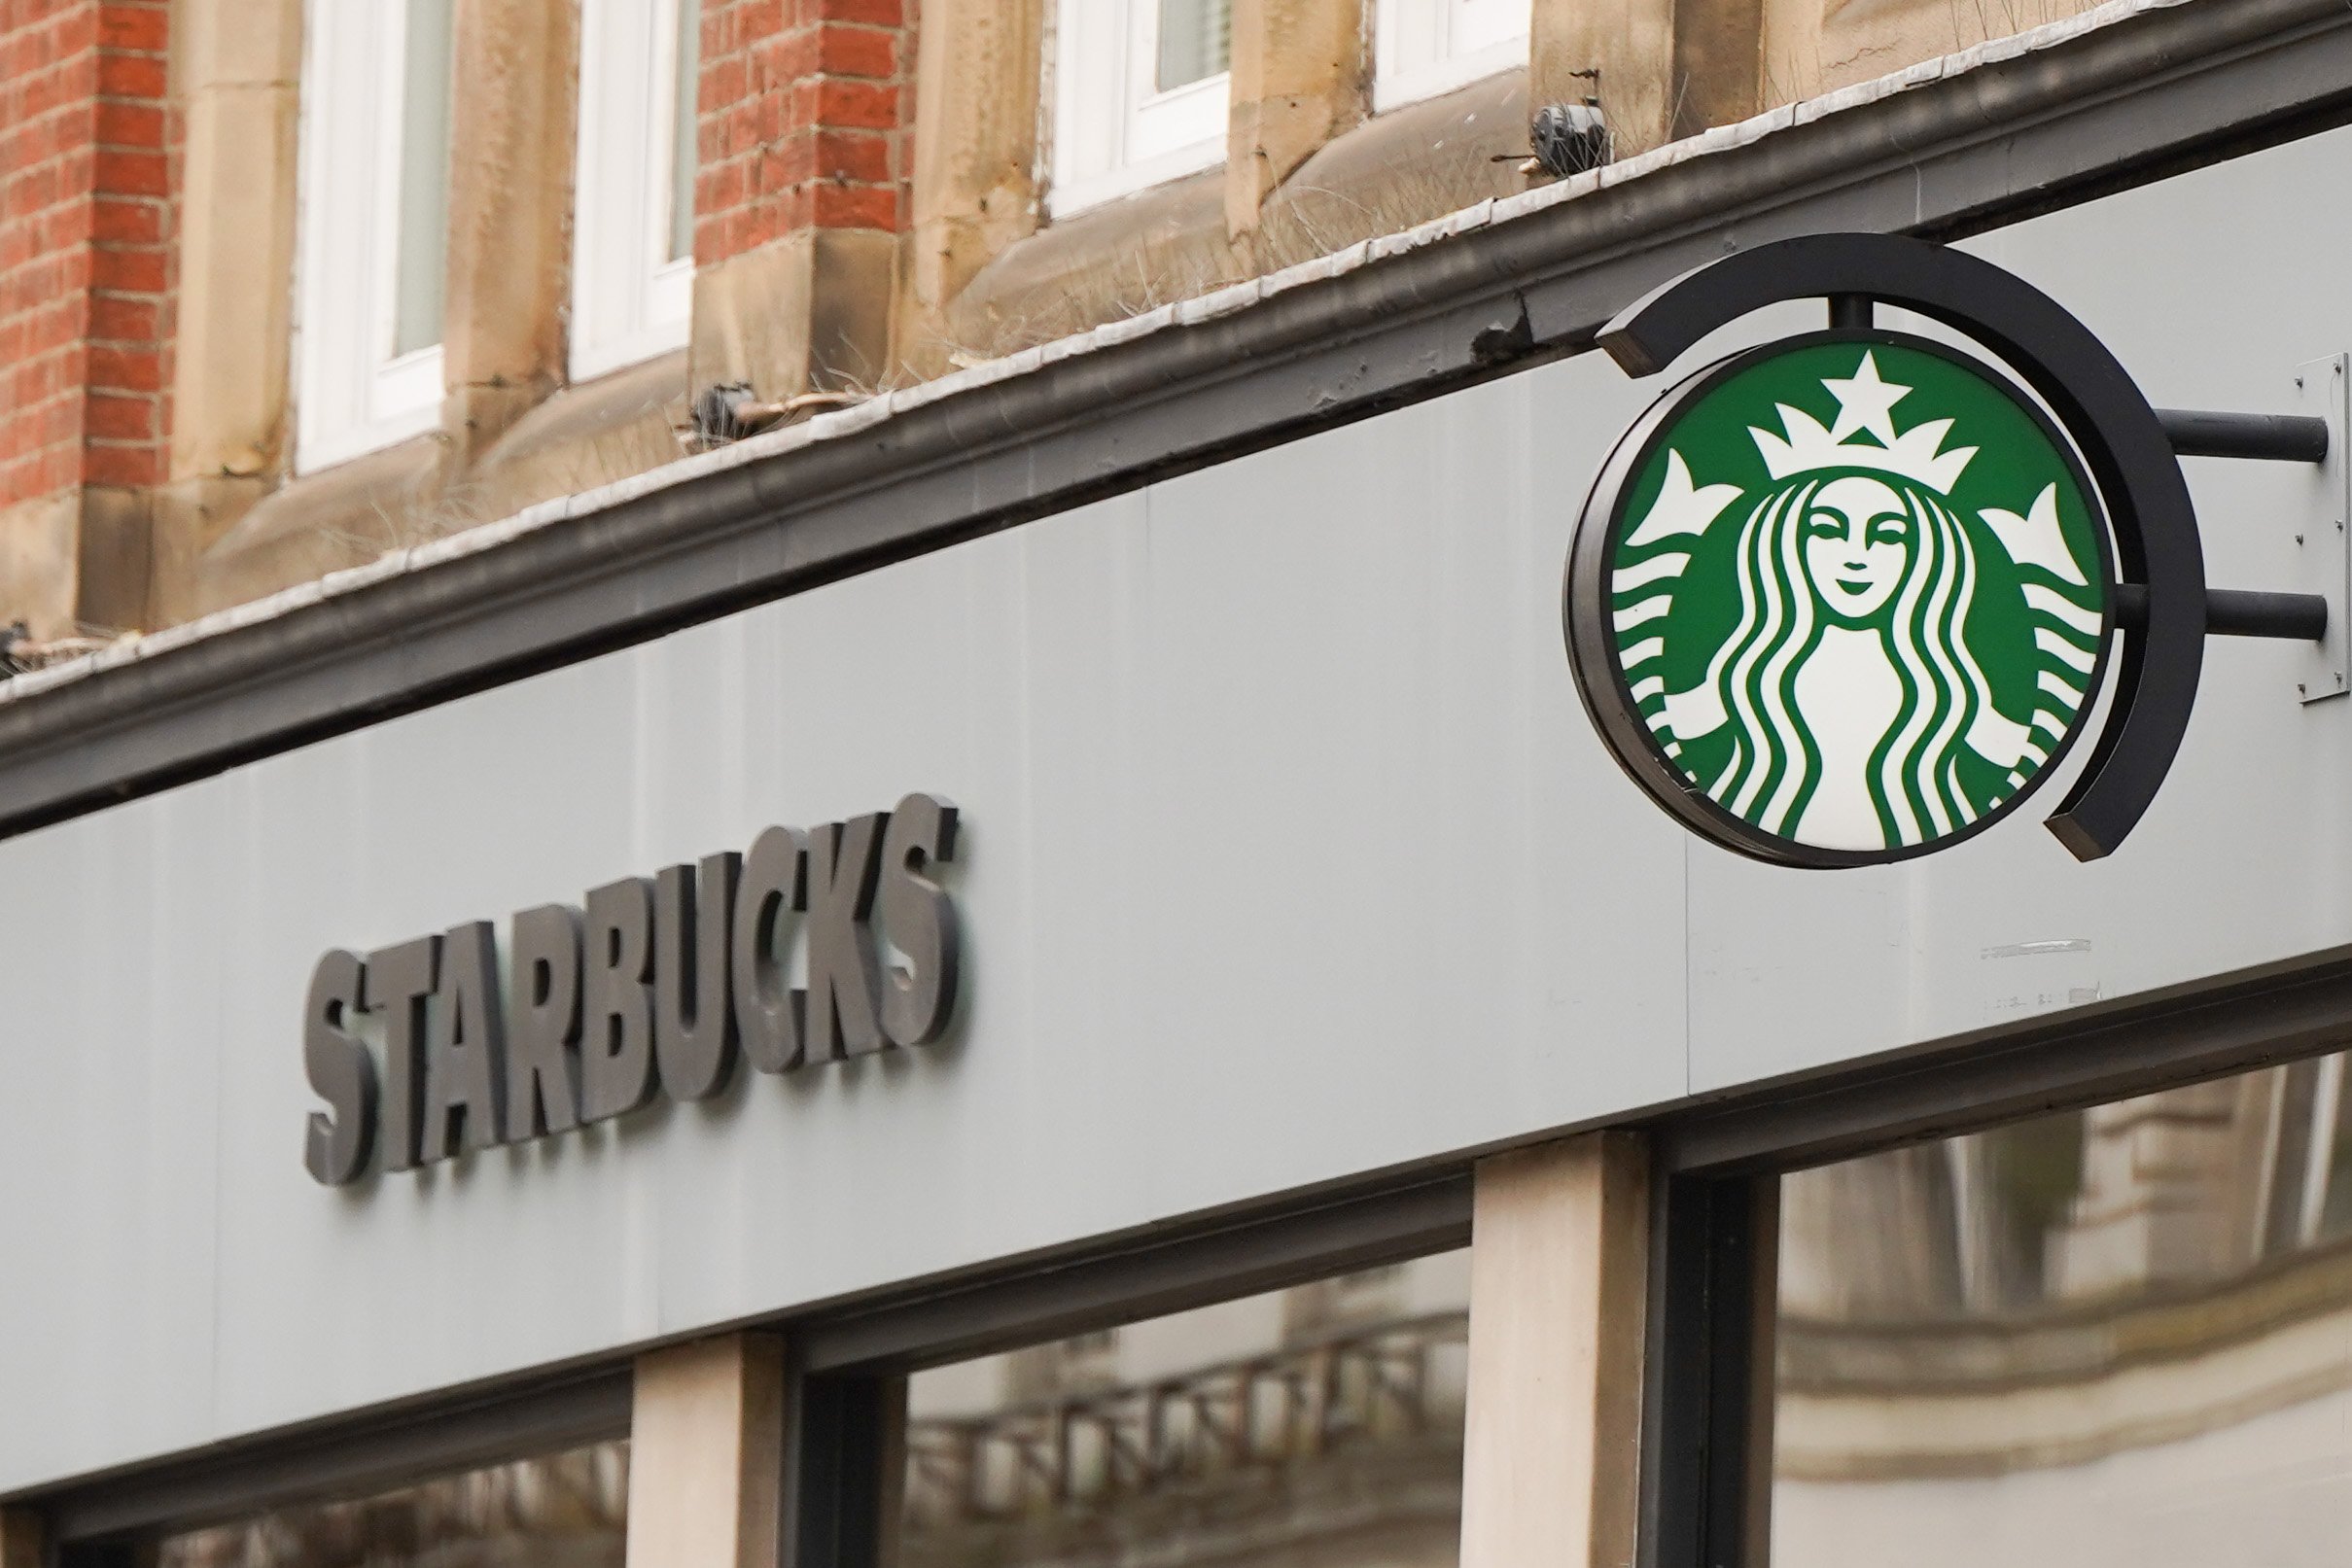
694 0 914 265
0 0 173 513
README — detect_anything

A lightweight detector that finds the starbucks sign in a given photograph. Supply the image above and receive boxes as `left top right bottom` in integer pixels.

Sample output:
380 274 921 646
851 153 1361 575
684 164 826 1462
1569 231 2341 868
1569 332 2114 865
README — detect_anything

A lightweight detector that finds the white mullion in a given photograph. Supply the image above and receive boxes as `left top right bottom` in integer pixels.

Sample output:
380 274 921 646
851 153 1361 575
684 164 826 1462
369 0 442 433
572 0 693 382
643 0 692 334
296 0 444 474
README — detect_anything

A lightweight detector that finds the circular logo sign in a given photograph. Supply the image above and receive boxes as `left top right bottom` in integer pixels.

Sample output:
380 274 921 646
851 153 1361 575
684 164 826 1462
1567 331 2116 866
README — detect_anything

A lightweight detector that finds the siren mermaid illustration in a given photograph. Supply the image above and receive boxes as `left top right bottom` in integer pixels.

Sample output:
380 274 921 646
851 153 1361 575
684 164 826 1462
1613 351 2104 853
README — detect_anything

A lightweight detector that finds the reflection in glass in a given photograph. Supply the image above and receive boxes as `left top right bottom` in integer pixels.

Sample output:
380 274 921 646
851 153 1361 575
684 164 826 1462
1773 1055 2352 1568
896 1254 1469 1568
1154 0 1231 92
393 0 456 358
156 1443 626 1568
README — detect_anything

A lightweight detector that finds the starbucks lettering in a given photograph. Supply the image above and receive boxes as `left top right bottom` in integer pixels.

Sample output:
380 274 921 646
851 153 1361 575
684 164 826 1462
300 793 962 1186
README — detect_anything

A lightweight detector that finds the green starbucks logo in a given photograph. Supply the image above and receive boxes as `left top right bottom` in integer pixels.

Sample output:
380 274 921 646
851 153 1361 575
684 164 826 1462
1573 333 2114 864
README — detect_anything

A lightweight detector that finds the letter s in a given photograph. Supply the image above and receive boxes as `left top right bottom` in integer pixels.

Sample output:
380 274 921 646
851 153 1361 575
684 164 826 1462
304 949 377 1186
877 794 961 1047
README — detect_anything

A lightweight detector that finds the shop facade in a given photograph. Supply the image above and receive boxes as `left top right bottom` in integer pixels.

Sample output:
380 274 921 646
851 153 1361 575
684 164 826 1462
7 4 2352 1567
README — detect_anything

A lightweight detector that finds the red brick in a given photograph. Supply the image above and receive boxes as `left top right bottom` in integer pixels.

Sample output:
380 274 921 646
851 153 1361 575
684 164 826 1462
52 5 98 54
700 55 748 108
41 202 93 251
24 301 80 353
96 4 166 52
759 27 818 80
89 246 162 291
811 78 897 129
697 159 746 214
83 390 152 440
811 181 895 229
87 292 156 340
816 23 895 78
93 100 163 148
82 440 158 486
93 50 162 97
91 148 165 195
86 342 159 391
813 128 890 182
811 0 899 24
35 393 79 445
723 99 762 157
88 194 158 243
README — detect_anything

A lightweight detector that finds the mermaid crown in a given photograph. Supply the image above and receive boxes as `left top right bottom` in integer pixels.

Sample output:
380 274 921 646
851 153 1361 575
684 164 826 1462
1748 352 1978 495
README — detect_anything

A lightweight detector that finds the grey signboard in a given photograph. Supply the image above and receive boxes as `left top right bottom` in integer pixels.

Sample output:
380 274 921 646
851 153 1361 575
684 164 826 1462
4 121 2352 1498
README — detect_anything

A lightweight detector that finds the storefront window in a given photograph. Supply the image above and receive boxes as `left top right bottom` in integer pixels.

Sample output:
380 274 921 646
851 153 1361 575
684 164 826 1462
153 1443 626 1568
895 1253 1470 1568
1771 1056 2352 1567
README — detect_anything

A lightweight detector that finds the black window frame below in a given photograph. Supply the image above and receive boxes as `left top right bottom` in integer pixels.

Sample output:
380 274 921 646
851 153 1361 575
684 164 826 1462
1635 946 2352 1568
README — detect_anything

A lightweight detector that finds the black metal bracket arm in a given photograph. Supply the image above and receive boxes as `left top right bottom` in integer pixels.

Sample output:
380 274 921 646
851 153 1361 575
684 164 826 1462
2158 408 2330 463
2115 582 2328 640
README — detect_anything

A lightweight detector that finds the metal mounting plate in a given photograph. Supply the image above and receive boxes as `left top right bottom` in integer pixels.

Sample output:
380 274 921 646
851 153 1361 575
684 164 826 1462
2290 354 2349 703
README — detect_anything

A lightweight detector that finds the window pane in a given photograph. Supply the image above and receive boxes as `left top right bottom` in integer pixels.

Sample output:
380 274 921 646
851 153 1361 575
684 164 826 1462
1153 0 1230 92
156 1442 626 1568
896 1253 1469 1568
1772 1055 2352 1568
670 0 700 262
394 0 456 359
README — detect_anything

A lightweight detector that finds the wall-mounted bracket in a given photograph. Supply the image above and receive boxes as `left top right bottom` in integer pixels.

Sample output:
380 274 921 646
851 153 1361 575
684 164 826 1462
2287 355 2349 702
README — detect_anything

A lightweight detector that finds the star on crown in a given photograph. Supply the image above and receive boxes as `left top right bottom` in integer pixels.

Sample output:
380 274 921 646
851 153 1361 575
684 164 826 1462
1748 352 1978 495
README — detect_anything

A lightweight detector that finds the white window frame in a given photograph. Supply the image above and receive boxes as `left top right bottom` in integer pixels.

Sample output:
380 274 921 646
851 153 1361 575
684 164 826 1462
1373 0 1528 114
1048 0 1229 218
294 0 450 474
572 0 696 383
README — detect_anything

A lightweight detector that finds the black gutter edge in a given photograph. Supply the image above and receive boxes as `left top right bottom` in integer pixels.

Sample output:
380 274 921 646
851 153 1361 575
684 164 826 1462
1654 944 2352 1177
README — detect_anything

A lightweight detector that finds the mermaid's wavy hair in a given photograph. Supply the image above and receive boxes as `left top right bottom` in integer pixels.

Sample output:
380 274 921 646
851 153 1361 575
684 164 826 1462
1701 473 2001 845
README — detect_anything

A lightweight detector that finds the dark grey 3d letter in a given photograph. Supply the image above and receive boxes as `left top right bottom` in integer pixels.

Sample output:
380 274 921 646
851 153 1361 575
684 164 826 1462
364 935 441 1172
507 903 584 1139
878 794 961 1047
732 826 807 1072
580 878 658 1122
303 949 376 1186
654 853 741 1100
804 814 889 1062
420 921 509 1161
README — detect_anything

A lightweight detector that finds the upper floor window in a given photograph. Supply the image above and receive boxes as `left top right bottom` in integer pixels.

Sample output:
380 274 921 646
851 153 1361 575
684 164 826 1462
1050 0 1231 216
1373 0 1527 112
295 0 456 473
572 0 700 381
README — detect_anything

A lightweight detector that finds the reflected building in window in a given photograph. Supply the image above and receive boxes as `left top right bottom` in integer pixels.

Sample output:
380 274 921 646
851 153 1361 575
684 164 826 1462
1773 1057 2352 1568
155 1445 628 1568
896 1254 1471 1568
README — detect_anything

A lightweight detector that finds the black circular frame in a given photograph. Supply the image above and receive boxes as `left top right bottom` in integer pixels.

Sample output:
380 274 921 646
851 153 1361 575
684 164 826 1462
1565 232 2205 864
1566 328 2120 869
